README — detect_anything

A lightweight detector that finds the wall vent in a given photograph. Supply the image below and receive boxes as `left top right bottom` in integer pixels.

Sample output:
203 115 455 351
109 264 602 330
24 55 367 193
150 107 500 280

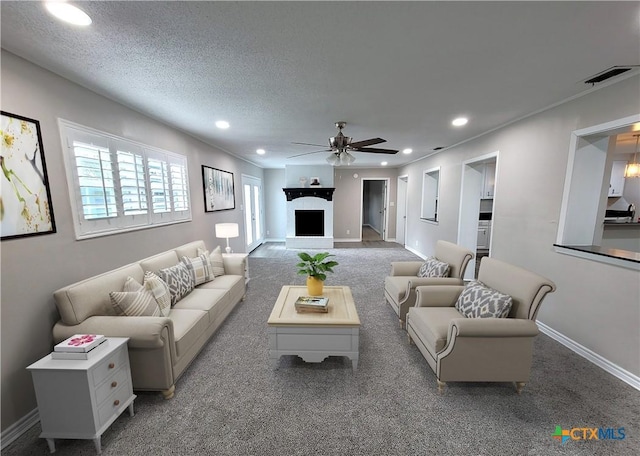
584 66 637 85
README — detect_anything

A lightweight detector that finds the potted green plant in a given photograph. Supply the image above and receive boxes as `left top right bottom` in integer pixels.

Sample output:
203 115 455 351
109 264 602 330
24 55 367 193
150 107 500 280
296 252 339 296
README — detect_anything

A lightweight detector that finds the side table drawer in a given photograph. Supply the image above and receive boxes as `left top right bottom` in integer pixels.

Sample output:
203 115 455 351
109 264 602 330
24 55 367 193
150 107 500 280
97 382 134 429
92 345 128 386
95 368 129 406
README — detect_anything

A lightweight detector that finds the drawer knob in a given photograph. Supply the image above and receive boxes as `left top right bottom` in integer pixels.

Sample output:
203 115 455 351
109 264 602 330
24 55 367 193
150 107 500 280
108 363 115 369
111 381 118 388
114 399 120 406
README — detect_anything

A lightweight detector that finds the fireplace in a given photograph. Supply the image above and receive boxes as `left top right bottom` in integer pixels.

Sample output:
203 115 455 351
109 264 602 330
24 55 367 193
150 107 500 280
295 210 324 236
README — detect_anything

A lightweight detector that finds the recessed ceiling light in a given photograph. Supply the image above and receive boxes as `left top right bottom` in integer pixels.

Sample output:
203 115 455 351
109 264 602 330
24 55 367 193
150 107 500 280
256 149 266 155
381 161 388 166
215 120 230 129
452 117 468 127
402 148 413 154
45 1 92 26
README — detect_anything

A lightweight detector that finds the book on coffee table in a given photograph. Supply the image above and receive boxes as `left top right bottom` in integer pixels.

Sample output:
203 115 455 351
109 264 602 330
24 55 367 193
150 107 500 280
295 296 329 313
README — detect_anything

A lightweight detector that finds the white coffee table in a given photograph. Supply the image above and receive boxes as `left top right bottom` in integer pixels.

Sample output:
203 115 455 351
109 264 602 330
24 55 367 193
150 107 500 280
267 286 360 370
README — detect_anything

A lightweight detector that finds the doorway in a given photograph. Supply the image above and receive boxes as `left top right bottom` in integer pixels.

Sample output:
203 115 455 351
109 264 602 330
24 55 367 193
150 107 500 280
242 174 264 252
396 175 408 246
457 153 498 279
361 178 389 241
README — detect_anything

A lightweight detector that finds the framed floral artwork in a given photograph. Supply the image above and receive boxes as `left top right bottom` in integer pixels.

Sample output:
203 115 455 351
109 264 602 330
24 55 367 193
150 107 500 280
1 111 56 240
202 165 235 212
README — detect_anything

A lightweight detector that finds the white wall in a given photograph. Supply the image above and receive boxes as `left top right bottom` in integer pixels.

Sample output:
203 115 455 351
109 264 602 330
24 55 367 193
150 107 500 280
399 75 640 378
0 51 263 432
263 169 286 240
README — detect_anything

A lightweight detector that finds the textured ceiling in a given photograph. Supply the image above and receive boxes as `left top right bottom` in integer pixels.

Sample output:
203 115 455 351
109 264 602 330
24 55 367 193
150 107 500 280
1 1 639 168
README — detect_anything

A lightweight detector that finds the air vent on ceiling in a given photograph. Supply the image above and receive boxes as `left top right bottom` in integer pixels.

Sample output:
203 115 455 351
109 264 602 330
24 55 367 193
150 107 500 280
433 146 444 151
584 66 637 85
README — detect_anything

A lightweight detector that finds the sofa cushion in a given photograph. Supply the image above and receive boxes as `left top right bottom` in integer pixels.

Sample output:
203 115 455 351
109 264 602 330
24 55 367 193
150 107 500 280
139 250 180 274
173 288 229 325
417 257 450 278
408 307 463 353
200 246 225 277
197 274 244 303
109 288 161 317
168 309 209 358
143 271 171 317
455 280 513 318
181 253 214 286
157 262 195 306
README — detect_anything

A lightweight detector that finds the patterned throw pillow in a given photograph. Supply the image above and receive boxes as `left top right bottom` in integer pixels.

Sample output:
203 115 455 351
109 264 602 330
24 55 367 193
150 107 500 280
199 246 225 277
143 271 171 317
157 262 195 306
110 288 161 317
181 253 214 286
123 276 144 292
417 257 450 278
455 280 513 318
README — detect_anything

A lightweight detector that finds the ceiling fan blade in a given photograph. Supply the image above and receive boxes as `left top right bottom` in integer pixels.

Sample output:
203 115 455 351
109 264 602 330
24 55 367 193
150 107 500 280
353 147 399 154
287 149 332 159
349 137 386 148
292 142 328 148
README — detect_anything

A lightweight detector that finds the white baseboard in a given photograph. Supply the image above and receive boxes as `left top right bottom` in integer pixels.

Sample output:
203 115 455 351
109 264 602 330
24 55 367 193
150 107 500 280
263 238 285 243
537 321 640 391
1 408 39 450
334 238 362 243
405 245 427 260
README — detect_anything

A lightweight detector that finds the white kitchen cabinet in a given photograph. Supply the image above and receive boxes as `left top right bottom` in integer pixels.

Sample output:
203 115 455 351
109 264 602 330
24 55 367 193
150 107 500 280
481 162 496 199
27 338 136 454
609 161 626 197
477 221 491 250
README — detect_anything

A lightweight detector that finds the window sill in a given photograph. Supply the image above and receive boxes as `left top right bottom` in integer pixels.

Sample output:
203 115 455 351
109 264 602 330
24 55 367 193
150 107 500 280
553 244 640 271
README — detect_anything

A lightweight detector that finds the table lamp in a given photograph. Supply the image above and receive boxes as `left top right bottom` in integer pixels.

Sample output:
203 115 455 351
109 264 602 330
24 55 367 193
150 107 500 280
215 223 239 254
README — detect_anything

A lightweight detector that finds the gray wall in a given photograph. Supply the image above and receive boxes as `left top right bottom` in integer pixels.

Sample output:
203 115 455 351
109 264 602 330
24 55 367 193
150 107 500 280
0 51 263 431
333 168 398 240
398 75 640 377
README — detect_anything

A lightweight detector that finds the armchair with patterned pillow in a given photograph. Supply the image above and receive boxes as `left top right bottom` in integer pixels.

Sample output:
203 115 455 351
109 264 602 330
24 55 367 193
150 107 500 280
406 257 556 393
384 240 474 327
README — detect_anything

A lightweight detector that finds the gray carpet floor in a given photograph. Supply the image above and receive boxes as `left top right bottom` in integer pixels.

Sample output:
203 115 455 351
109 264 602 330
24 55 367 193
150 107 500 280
5 246 639 455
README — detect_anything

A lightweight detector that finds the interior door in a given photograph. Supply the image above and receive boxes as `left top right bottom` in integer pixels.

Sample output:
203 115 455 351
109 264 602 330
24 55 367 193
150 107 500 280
242 174 263 252
396 176 408 246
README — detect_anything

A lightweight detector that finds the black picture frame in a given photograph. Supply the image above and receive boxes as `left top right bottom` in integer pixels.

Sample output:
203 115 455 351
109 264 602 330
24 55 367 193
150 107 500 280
202 165 235 212
1 111 57 240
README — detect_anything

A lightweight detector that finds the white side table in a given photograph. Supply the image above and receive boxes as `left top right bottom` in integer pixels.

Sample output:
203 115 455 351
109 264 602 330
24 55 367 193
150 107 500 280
27 337 136 454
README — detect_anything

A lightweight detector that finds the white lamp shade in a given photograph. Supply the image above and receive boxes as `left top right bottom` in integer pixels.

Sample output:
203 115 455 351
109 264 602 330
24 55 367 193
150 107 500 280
215 223 239 238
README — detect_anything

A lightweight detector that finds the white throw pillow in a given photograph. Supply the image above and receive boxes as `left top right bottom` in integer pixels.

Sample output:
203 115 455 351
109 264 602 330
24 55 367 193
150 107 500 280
143 271 171 317
181 253 214 285
199 246 225 277
110 288 161 317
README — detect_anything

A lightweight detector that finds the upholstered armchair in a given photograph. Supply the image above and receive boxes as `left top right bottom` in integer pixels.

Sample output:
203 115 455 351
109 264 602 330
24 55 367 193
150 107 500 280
384 240 474 327
406 257 556 393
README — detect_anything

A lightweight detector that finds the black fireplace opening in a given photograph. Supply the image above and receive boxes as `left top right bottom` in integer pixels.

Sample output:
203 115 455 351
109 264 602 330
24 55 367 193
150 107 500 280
295 210 324 236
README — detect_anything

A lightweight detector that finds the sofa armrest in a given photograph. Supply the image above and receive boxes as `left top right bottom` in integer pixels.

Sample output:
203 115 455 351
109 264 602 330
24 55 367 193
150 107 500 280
222 254 247 276
415 285 464 307
390 261 423 276
450 318 539 337
53 315 175 350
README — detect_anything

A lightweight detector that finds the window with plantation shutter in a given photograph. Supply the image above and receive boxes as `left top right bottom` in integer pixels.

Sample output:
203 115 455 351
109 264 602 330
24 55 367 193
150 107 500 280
59 120 191 239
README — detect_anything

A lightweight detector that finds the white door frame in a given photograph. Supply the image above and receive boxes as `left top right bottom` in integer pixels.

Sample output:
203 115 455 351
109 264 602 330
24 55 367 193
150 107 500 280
457 152 499 279
241 174 264 252
396 175 408 246
360 178 390 241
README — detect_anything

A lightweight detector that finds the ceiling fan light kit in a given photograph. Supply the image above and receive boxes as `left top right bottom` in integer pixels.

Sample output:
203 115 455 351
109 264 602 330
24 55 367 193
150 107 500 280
291 121 399 166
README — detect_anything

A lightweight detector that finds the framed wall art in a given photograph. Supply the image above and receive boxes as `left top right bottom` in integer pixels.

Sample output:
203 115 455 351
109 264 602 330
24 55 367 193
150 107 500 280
202 165 235 212
1 111 56 240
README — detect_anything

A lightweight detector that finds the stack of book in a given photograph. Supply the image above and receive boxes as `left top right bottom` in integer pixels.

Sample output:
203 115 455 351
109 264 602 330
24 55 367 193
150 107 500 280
295 296 329 313
51 334 107 360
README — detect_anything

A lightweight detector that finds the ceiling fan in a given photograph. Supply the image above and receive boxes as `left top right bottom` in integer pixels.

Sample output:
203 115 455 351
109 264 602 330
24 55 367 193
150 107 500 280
290 121 398 165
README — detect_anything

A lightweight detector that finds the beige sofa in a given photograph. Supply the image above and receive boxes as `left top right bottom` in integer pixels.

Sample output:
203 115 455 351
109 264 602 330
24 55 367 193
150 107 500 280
52 241 246 399
406 257 555 393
